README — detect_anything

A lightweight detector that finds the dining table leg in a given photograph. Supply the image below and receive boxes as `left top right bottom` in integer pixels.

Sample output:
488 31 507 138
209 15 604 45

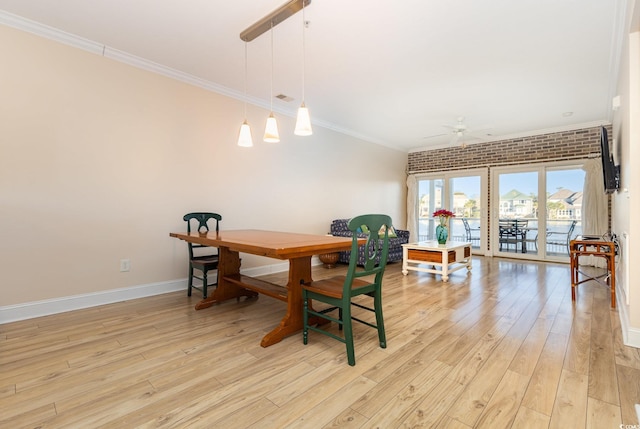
260 255 313 347
194 246 258 310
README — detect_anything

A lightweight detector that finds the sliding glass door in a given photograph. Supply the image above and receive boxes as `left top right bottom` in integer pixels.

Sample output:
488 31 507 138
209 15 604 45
417 177 444 241
544 167 585 259
416 169 487 254
494 169 539 258
492 162 584 261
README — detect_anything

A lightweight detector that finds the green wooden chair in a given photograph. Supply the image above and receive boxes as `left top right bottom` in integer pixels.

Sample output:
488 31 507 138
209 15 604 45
183 212 222 298
302 214 392 366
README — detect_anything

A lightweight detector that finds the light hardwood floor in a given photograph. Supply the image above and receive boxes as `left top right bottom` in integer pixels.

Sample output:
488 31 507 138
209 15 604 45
1 256 639 428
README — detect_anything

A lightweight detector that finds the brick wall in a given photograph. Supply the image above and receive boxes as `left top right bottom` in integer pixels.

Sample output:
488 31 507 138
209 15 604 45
407 125 611 246
408 126 606 173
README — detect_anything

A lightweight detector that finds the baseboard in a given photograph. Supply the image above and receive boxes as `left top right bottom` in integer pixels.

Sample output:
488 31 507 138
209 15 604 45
617 292 640 349
0 259 319 324
625 326 640 349
0 279 188 324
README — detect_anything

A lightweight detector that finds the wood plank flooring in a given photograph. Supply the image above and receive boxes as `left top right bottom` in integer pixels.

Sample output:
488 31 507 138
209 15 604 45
1 256 639 428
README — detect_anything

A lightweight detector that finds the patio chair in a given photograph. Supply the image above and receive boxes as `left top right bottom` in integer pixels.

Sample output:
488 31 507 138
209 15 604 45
545 220 578 255
462 218 480 246
499 219 528 253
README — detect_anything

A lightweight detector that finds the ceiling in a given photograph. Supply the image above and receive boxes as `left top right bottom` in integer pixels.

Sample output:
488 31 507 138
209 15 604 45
0 0 627 152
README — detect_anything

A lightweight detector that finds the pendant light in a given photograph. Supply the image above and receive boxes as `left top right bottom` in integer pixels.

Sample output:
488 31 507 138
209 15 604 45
294 1 312 136
263 23 280 143
237 41 253 147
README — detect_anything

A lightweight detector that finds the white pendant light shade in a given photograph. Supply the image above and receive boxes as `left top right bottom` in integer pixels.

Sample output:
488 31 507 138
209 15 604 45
263 24 280 143
264 113 280 142
237 41 253 148
294 1 312 138
294 103 312 136
238 120 253 147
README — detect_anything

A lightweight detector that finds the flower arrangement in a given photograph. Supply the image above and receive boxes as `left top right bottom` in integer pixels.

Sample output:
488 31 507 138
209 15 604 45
433 209 455 226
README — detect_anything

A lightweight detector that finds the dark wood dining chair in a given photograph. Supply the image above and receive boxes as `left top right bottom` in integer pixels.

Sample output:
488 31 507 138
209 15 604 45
302 214 391 366
183 212 222 298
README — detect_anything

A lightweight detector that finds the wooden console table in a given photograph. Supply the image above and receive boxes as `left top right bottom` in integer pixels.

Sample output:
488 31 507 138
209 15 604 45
569 237 616 308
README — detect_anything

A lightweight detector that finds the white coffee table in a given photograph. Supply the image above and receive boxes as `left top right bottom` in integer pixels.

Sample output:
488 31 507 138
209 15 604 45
402 241 472 281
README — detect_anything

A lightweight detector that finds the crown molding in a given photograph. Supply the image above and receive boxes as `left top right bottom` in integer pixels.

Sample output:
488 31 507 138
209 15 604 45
1 11 397 148
407 120 611 153
0 10 103 54
0 11 260 109
1 9 461 153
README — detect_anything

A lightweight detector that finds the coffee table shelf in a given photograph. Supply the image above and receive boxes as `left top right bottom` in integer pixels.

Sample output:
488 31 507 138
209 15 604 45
402 241 472 281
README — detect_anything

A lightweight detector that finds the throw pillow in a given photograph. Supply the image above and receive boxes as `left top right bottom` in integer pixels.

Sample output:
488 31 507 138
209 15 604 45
358 225 370 234
378 225 397 238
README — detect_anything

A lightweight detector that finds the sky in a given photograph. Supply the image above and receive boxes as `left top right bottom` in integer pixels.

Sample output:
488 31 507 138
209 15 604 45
497 169 585 196
420 168 586 201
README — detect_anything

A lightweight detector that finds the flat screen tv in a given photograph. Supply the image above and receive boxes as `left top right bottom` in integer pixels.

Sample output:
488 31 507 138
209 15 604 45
600 126 620 194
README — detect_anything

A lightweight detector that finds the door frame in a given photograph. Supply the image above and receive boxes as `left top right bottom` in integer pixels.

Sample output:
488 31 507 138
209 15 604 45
415 168 488 255
490 160 585 261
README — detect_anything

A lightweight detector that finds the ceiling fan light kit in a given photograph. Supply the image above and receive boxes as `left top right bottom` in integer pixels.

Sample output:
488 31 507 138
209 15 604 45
423 116 491 147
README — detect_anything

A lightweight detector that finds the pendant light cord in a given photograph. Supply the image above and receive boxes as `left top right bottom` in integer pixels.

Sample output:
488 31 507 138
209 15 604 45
244 41 248 118
270 21 274 113
301 3 306 103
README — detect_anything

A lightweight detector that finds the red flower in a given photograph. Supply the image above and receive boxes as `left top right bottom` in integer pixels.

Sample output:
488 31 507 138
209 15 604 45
432 209 455 218
433 209 455 227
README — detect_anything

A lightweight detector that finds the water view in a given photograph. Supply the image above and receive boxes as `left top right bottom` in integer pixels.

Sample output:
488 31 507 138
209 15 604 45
417 167 585 258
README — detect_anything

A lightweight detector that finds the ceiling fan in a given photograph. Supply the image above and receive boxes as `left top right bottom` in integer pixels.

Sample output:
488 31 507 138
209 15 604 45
424 117 491 147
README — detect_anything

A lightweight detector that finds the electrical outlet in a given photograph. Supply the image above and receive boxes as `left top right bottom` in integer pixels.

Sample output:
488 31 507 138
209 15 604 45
120 259 130 272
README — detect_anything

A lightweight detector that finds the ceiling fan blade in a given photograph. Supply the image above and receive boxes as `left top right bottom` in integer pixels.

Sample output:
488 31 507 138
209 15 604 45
423 133 448 140
466 128 493 140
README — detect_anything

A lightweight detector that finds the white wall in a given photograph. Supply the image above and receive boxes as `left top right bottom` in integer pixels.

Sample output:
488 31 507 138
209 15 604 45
612 0 640 346
0 25 407 312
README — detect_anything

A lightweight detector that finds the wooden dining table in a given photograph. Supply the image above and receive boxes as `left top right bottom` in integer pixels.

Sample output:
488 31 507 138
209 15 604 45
169 229 359 347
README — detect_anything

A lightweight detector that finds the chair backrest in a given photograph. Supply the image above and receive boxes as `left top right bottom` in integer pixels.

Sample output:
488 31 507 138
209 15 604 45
499 219 527 234
345 214 392 294
499 219 515 228
462 218 471 240
183 212 222 257
499 219 516 235
565 220 578 246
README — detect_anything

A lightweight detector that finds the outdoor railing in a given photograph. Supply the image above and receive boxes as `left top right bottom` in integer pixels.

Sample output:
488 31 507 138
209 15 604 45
417 218 581 256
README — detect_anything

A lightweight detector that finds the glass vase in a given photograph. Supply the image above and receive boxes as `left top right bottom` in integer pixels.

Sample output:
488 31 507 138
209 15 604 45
436 225 448 245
